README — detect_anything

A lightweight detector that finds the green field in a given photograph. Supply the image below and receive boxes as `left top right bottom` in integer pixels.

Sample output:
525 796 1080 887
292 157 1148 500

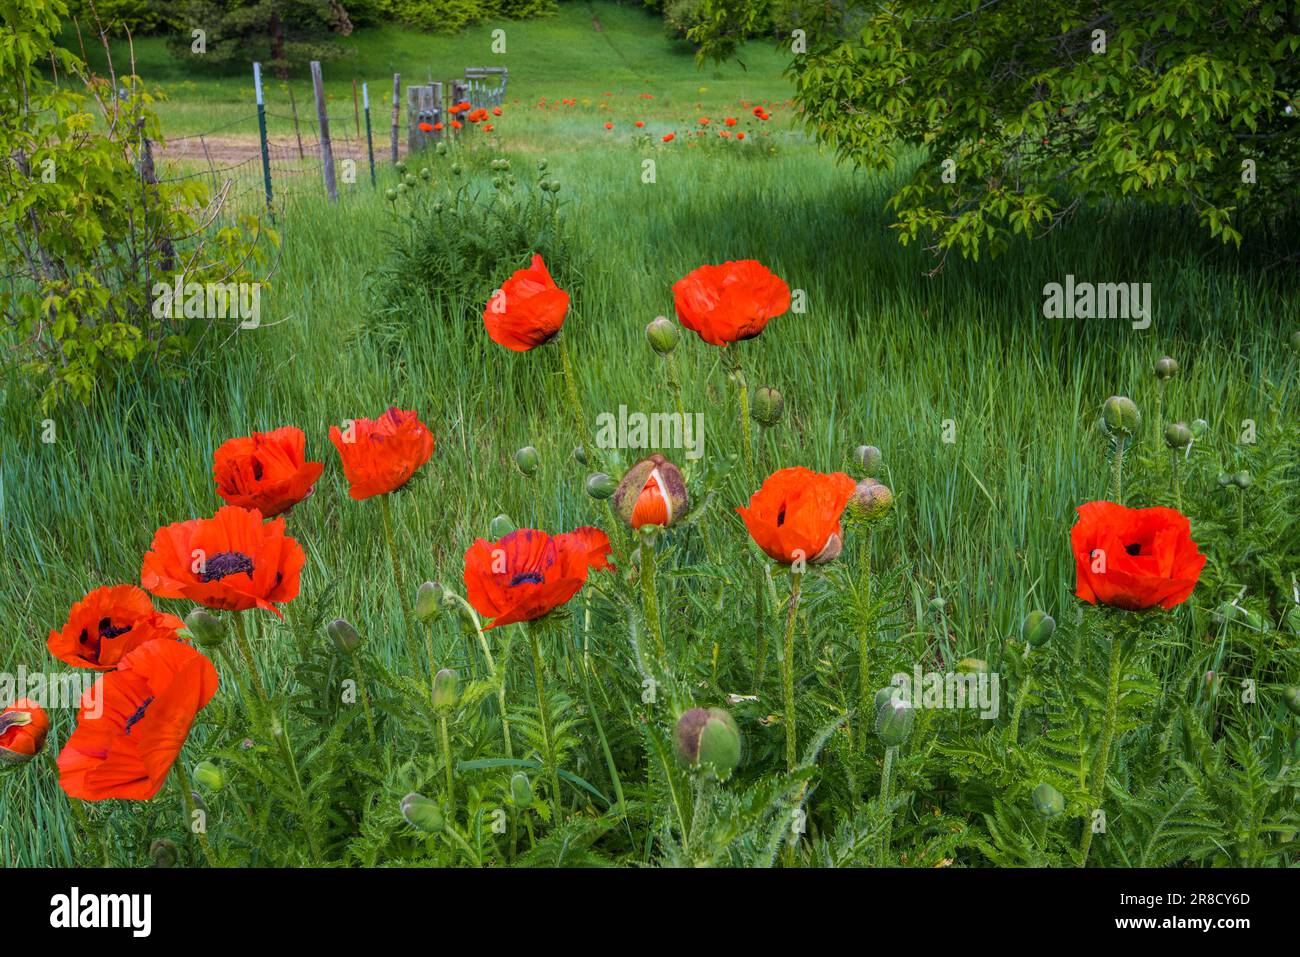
3 3 1298 868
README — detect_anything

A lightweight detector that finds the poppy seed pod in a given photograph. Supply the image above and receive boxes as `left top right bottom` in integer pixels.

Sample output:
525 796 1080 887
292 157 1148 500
401 792 444 833
488 514 515 539
586 472 618 500
849 479 893 521
510 771 534 808
1022 610 1056 648
645 316 680 355
1102 395 1141 437
1032 782 1065 818
854 445 883 477
1233 470 1252 489
514 446 540 477
572 444 588 466
150 838 179 868
1164 421 1193 450
1154 356 1179 380
192 760 224 792
1283 686 1300 716
327 618 361 655
875 695 915 747
415 581 442 623
751 387 784 427
395 161 408 174
432 668 459 711
674 707 742 779
612 454 688 529
185 608 227 648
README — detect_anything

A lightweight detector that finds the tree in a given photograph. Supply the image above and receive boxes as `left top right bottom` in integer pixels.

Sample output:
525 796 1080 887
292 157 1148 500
690 1 1300 262
164 0 355 77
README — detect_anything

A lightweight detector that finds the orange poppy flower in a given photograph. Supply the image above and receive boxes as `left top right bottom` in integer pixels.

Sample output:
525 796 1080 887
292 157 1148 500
418 121 433 133
604 121 613 130
738 467 856 565
672 259 791 346
464 527 612 629
58 640 218 801
0 699 50 765
48 584 185 671
434 122 444 131
662 133 675 142
737 132 746 140
493 106 502 116
724 117 737 126
1071 501 1207 610
141 505 305 616
635 120 645 128
212 425 323 518
328 407 435 501
484 123 494 131
452 120 463 130
699 117 710 126
483 254 570 352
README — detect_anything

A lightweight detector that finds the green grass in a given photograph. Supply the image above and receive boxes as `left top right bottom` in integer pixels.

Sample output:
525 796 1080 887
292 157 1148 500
3 3 1298 868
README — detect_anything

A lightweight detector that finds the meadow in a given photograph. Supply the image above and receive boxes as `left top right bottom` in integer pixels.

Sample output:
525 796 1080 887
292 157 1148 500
2 3 1298 868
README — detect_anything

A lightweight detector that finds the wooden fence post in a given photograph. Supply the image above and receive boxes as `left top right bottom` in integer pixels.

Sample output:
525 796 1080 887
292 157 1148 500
363 81 376 187
390 73 400 163
310 60 337 202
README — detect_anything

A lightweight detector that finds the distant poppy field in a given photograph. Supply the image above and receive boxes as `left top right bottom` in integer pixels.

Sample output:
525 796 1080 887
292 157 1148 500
3 2 1299 874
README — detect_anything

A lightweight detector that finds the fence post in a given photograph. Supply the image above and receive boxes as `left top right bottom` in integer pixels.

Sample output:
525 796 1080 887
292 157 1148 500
253 62 273 211
310 60 337 203
352 77 361 137
390 73 400 164
363 81 376 188
288 85 305 159
431 81 443 141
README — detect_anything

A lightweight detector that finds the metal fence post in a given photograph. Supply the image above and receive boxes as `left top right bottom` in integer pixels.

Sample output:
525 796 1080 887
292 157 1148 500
253 62 273 211
310 60 338 202
390 73 400 164
363 81 376 188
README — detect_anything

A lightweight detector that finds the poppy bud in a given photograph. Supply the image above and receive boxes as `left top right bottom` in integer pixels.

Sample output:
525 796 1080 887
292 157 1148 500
1289 329 1300 353
1233 470 1252 489
751 387 784 427
573 444 588 466
874 685 903 712
185 608 226 647
849 479 893 521
1102 395 1141 437
875 695 915 747
488 514 515 539
586 472 618 500
401 792 444 833
1285 605 1300 636
415 581 442 623
1164 421 1192 450
403 174 417 188
673 707 742 779
327 617 361 655
419 167 431 180
537 158 549 171
0 700 48 765
1032 782 1065 818
612 453 688 528
1283 686 1300 716
432 668 459 711
385 188 398 201
510 771 534 808
435 142 447 155
150 838 179 868
1022 610 1056 647
854 445 883 477
645 316 680 355
396 183 408 195
1191 418 1209 439
395 161 408 174
192 760 224 792
1216 471 1234 487
451 163 463 176
1204 670 1222 695
1154 356 1178 380
515 446 539 477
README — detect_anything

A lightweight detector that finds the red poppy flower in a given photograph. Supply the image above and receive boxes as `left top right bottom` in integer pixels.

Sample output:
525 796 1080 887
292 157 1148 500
483 254 570 352
737 132 746 140
635 120 645 128
719 131 730 138
452 120 463 130
1071 501 1206 610
58 640 218 801
0 700 49 765
328 407 435 501
738 467 856 565
672 259 792 346
724 117 737 126
493 106 502 116
418 122 433 133
434 122 444 131
662 133 675 142
752 106 765 117
604 121 614 130
48 584 185 671
464 527 612 629
699 117 711 126
141 505 305 616
212 425 323 518
484 124 494 131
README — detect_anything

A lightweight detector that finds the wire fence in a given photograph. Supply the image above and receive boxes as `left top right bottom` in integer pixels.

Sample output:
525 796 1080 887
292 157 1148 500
150 63 509 220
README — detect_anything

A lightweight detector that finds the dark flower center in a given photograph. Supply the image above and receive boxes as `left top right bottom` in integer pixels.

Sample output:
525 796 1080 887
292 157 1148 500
201 551 256 582
79 617 133 655
1124 542 1144 556
776 505 787 527
510 571 545 586
252 459 264 481
124 696 155 735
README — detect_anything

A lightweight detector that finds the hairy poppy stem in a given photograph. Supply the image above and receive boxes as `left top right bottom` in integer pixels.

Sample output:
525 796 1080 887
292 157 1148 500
527 624 564 824
379 493 417 662
752 562 768 694
726 349 755 486
1171 450 1182 510
782 571 803 772
1110 436 1126 504
558 335 597 468
231 613 269 704
639 528 667 666
173 759 219 868
439 714 455 819
444 592 512 759
857 525 876 749
878 744 897 866
1078 635 1122 866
